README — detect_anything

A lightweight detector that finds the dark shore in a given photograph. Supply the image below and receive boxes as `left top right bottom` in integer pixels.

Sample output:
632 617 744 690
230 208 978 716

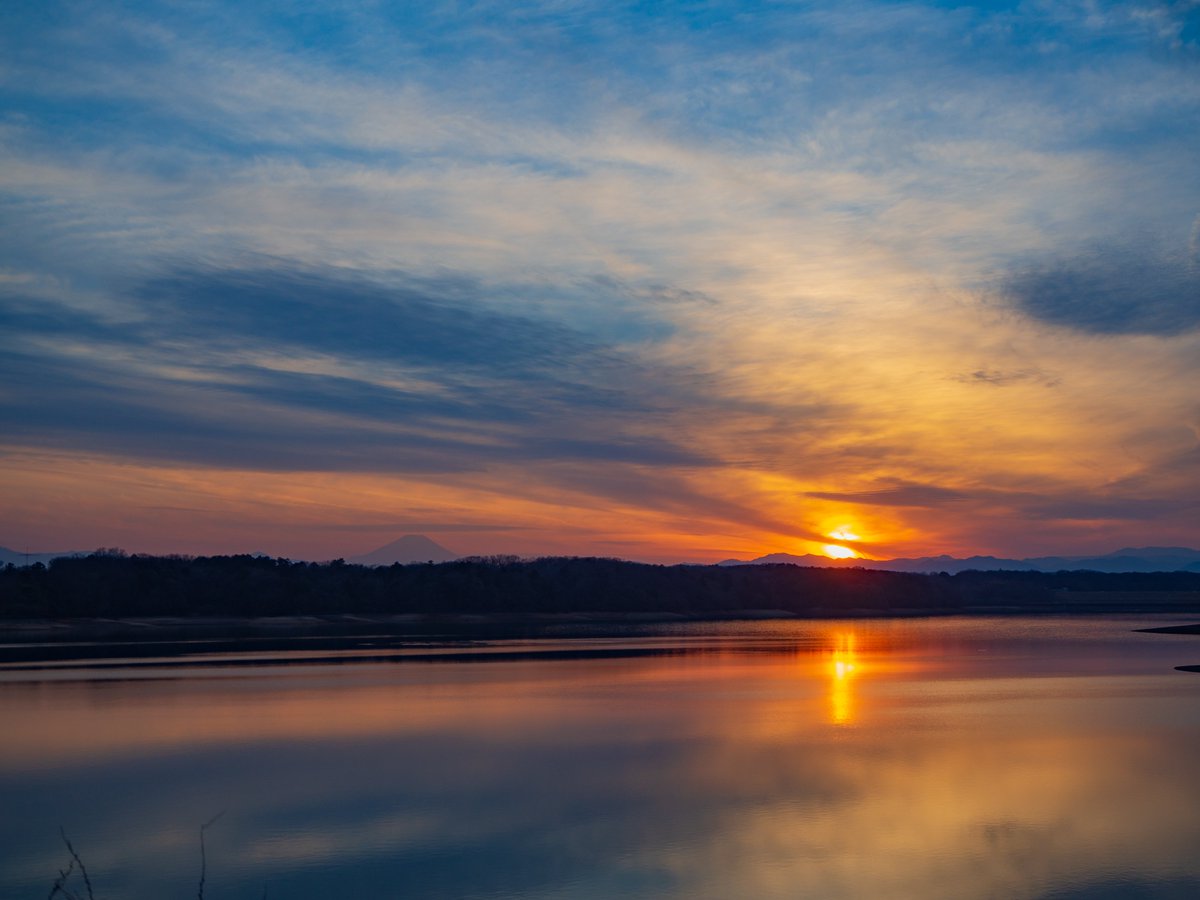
5 552 1200 619
1137 623 1200 635
0 609 941 667
3 609 1200 671
1133 624 1200 672
3 553 1199 668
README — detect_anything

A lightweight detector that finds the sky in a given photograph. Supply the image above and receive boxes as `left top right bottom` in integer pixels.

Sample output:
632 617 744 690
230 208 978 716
2 0 1199 564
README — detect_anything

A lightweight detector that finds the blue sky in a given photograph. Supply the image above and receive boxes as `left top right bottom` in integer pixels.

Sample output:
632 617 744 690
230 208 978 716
2 0 1199 561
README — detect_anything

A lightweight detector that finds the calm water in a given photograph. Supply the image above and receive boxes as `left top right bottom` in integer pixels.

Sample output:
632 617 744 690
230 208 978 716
3 616 1200 899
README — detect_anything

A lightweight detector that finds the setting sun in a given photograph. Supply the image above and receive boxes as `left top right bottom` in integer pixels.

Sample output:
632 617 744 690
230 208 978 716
821 544 858 559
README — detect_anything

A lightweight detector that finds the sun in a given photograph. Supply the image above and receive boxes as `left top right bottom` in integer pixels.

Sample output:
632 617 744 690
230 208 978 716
821 544 858 559
816 525 864 561
820 525 861 558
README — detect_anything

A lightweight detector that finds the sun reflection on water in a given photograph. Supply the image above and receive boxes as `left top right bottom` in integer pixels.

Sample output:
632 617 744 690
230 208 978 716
829 632 858 725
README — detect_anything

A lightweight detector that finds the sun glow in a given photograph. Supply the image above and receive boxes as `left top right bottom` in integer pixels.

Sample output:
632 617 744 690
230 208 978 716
819 524 862 559
821 544 858 559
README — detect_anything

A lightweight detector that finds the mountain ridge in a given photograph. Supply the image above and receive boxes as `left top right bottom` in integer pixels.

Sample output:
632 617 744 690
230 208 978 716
5 541 1199 573
716 546 1200 574
347 534 459 566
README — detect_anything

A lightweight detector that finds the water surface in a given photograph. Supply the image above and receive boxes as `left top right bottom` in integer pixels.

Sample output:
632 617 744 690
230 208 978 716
3 616 1199 899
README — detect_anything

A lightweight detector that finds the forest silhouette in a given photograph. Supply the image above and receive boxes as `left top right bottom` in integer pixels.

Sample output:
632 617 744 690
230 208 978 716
3 551 1199 620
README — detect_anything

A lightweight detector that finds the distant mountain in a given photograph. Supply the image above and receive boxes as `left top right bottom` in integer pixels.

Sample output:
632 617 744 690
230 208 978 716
0 546 87 567
718 546 1200 574
348 535 459 566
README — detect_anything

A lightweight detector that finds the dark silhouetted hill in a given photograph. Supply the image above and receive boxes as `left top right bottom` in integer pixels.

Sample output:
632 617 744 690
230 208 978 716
348 535 458 565
2 552 1199 621
719 547 1200 574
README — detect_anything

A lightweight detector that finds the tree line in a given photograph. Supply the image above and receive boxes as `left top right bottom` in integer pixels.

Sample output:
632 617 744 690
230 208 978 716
2 551 1198 620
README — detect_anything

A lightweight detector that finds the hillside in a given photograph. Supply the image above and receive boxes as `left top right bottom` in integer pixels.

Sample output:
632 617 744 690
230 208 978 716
3 553 1199 621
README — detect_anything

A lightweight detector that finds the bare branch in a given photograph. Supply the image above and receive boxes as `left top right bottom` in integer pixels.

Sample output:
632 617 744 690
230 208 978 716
58 830 94 900
47 859 77 900
197 810 226 900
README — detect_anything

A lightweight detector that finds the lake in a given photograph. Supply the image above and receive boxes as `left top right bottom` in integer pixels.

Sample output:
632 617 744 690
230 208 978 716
3 616 1200 899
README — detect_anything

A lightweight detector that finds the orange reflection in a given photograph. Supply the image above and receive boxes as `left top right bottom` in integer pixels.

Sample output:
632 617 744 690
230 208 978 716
828 632 859 725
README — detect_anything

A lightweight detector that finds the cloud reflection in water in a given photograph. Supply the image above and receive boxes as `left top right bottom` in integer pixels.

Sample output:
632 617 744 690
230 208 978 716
1 619 1198 899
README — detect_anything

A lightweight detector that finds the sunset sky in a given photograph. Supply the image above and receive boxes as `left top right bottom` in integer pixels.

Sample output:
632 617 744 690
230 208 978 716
2 1 1199 563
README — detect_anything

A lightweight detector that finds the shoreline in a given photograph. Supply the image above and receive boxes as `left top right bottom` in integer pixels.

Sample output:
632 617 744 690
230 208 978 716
1136 623 1200 635
6 607 1199 636
2 611 1199 669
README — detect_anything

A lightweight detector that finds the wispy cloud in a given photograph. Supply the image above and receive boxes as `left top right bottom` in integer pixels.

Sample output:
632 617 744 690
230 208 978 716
997 234 1200 335
2 0 1200 559
2 264 714 473
806 482 971 509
